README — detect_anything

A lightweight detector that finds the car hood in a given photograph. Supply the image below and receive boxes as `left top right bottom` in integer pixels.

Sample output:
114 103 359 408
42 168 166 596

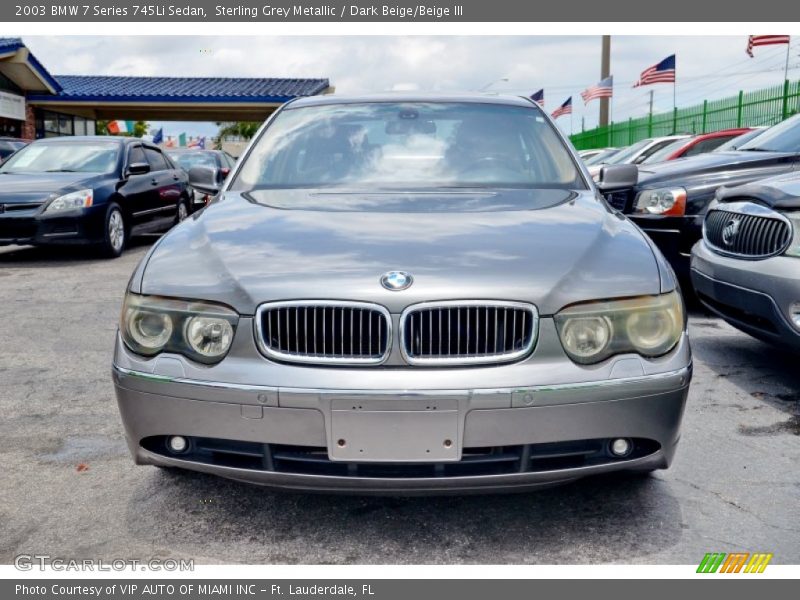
139 189 663 315
0 172 104 204
718 170 800 210
636 150 797 189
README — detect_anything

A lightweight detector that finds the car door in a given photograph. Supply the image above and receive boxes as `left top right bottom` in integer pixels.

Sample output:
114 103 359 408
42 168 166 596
120 144 161 229
143 146 182 221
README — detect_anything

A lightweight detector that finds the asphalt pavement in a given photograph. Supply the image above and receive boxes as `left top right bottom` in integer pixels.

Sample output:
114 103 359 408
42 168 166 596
0 239 798 565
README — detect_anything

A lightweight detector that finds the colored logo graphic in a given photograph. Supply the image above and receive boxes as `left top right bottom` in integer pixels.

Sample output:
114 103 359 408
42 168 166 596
697 552 773 573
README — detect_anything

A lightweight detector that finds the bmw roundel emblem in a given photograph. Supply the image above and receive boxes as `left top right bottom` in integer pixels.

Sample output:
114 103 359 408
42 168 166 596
380 271 413 291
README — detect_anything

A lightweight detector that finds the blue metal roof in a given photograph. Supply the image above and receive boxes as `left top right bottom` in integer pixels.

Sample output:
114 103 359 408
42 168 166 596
0 37 62 93
29 75 329 104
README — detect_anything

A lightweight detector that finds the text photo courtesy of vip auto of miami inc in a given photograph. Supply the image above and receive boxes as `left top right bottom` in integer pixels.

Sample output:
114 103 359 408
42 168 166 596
0 29 798 585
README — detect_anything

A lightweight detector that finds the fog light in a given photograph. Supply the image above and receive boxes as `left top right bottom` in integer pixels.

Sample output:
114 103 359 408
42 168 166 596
791 303 800 330
610 438 632 457
168 436 188 454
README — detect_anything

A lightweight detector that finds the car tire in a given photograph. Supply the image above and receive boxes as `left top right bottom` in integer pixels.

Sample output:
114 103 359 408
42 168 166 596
100 203 126 258
175 198 189 225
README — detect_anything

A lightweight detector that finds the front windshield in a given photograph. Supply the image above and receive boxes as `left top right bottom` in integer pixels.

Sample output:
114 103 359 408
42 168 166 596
603 139 653 165
230 102 585 190
168 151 217 170
0 141 120 174
641 138 690 164
584 148 619 166
740 115 800 153
715 129 763 152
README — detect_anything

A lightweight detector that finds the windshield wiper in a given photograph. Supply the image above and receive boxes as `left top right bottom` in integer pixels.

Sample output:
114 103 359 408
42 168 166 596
741 147 772 152
45 168 79 172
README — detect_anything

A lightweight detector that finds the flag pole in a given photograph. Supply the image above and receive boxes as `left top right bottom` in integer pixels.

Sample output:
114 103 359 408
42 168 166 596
784 40 791 83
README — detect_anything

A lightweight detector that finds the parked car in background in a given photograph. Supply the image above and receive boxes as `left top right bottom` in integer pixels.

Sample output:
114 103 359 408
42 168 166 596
166 148 235 210
641 128 753 164
0 136 191 257
113 94 691 493
587 135 689 179
691 172 800 350
713 127 768 152
0 137 29 161
582 147 620 166
599 114 800 281
578 148 608 161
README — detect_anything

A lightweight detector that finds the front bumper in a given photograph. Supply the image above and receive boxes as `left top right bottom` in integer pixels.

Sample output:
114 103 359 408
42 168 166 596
691 241 800 349
0 206 104 246
113 361 692 494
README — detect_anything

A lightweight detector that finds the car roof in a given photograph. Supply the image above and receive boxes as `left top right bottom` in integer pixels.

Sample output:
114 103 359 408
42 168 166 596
30 135 133 145
288 92 539 110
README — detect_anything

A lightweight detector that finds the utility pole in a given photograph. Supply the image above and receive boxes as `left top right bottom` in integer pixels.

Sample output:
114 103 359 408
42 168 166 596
600 35 611 127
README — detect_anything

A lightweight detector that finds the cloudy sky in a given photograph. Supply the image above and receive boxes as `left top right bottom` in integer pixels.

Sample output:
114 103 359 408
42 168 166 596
23 35 800 138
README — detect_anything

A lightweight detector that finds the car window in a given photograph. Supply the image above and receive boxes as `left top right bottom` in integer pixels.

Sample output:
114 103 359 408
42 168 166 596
0 141 120 174
636 139 679 163
641 139 689 164
231 102 585 190
167 151 217 170
741 114 800 153
144 147 169 171
127 145 146 168
604 139 653 165
583 148 619 166
715 129 762 151
682 136 732 157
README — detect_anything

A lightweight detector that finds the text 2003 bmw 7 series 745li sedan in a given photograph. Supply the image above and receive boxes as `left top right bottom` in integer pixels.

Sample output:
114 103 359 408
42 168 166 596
112 94 692 494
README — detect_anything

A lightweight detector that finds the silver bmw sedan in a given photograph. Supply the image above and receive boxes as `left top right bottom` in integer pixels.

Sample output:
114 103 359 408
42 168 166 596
112 94 692 494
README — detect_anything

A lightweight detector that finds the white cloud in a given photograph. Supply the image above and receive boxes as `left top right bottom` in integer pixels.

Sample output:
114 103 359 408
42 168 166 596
20 35 800 137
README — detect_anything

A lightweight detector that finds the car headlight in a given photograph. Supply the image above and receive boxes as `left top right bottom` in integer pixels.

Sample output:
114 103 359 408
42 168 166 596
555 291 684 364
120 293 238 364
44 189 93 214
634 188 686 216
784 212 800 257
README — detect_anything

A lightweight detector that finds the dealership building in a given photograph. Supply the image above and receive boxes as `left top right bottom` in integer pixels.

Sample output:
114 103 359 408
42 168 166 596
0 37 331 140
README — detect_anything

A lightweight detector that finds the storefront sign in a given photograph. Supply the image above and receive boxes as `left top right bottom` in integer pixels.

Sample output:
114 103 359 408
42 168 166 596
0 90 26 121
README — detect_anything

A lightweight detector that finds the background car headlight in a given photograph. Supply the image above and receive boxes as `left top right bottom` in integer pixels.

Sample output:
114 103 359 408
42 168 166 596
121 293 238 363
44 189 93 213
784 212 800 257
634 188 686 216
555 291 684 364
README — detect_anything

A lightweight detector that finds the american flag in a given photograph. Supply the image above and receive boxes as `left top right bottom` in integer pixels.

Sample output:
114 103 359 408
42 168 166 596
531 89 544 107
747 35 790 57
551 96 572 119
633 54 676 87
580 76 613 104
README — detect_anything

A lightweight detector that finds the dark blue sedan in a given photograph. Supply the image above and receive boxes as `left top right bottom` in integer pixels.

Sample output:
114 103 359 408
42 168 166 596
0 136 192 257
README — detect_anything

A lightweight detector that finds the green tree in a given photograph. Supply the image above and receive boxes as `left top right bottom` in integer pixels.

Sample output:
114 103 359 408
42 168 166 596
95 120 150 138
216 121 261 141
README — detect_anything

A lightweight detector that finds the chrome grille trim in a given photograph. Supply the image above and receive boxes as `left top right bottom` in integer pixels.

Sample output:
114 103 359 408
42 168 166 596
399 300 539 366
703 201 792 260
255 300 392 365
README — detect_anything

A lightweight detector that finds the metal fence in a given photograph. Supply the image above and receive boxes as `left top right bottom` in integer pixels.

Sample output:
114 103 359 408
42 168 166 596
570 79 800 150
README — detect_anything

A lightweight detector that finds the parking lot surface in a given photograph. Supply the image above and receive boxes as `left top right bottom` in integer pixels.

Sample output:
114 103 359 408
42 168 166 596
1 240 798 565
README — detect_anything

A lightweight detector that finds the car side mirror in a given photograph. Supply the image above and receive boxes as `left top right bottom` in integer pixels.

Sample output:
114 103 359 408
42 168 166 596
596 164 638 192
188 166 221 196
127 162 150 176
